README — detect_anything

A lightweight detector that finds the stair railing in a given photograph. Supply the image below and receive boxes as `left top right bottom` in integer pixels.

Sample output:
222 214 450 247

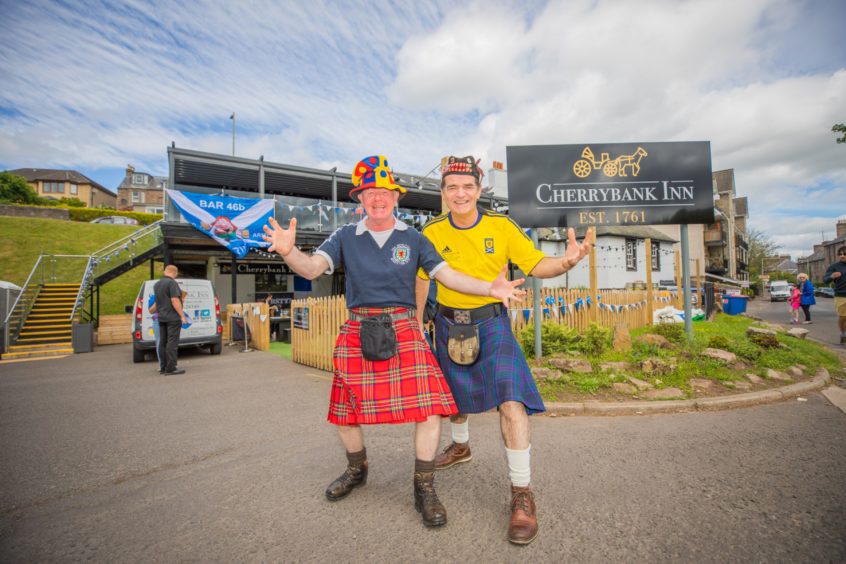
70 255 96 322
91 220 163 282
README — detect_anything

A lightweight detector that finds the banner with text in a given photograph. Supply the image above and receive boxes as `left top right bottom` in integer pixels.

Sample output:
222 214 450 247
167 190 274 258
505 142 714 228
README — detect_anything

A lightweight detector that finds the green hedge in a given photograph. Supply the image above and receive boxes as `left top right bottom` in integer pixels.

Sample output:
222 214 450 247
67 208 162 225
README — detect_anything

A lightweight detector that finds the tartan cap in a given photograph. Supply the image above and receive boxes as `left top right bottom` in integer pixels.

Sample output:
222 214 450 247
441 155 484 182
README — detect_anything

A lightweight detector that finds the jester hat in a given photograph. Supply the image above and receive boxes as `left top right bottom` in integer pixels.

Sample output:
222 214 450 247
349 154 407 202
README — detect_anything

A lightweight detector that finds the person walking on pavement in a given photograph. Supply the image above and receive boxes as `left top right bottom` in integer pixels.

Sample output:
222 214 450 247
416 155 593 545
797 272 816 324
822 246 846 344
153 264 188 375
262 154 526 528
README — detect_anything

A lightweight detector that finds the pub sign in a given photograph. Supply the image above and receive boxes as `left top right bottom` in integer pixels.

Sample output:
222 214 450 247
505 141 714 228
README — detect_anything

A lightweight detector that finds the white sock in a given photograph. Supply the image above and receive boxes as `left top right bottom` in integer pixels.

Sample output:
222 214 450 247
451 421 470 444
505 445 532 487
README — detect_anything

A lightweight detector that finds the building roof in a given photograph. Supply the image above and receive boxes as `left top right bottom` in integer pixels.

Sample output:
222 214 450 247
797 251 826 263
9 168 116 197
774 258 797 272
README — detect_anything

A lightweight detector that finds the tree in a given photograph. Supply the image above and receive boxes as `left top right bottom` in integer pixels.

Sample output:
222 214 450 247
746 227 780 279
833 123 846 144
0 171 39 204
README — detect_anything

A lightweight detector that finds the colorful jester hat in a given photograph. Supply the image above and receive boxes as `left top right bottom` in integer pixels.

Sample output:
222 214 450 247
349 154 407 202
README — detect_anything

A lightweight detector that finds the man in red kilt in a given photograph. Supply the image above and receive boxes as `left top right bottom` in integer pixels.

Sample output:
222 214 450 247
263 154 525 528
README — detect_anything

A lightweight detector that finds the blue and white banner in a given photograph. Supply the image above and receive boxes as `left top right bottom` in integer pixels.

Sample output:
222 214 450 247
167 190 274 258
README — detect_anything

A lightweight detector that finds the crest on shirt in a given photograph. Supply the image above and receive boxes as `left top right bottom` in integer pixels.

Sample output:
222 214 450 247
391 243 411 265
484 238 495 254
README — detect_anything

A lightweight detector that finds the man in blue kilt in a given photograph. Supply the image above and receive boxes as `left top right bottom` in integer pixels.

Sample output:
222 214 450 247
263 154 525 528
416 156 592 544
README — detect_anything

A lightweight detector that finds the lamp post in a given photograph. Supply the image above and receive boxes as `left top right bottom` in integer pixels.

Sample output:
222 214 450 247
230 113 235 156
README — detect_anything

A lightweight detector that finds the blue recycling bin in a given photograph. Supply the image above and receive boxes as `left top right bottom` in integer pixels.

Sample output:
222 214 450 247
722 295 748 315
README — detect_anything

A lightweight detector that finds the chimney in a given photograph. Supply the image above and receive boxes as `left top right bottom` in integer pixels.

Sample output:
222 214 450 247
126 164 135 178
813 244 824 254
837 219 846 239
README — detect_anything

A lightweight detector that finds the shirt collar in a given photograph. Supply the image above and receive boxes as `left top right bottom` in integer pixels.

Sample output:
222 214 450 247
355 217 407 235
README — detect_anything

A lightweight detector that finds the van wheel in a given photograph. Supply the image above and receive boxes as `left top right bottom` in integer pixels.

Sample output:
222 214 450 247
209 341 222 355
133 348 146 363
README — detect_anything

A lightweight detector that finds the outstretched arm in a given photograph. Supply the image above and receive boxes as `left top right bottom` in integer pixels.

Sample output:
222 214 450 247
530 227 594 279
433 266 526 308
262 217 329 280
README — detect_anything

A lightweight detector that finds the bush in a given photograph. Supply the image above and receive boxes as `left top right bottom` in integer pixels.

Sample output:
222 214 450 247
651 322 685 344
708 335 731 350
0 172 39 204
519 322 579 357
732 341 762 360
578 323 612 356
67 207 161 225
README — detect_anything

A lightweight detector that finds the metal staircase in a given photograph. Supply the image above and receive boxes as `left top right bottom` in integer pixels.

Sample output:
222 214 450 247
1 221 164 360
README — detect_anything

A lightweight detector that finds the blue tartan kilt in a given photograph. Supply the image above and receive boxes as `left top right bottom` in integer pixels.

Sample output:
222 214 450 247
434 310 545 415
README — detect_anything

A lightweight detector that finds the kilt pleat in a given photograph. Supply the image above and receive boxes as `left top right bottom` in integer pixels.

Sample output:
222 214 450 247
329 307 457 425
434 310 545 415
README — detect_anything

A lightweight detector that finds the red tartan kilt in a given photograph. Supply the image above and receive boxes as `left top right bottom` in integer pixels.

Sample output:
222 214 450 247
329 308 457 425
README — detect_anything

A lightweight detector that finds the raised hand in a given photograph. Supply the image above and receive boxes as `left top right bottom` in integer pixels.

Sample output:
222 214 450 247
561 227 593 269
262 217 297 257
490 266 526 308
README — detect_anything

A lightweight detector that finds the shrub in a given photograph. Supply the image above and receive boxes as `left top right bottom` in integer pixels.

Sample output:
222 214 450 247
708 335 731 350
651 322 685 344
519 322 579 357
67 207 161 225
732 341 762 360
0 172 39 204
578 323 612 356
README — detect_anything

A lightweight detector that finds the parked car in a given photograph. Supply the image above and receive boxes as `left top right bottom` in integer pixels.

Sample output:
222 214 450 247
769 280 791 302
815 287 835 298
91 216 139 225
131 278 223 362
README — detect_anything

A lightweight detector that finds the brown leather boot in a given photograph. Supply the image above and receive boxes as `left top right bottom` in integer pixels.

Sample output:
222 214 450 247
508 485 538 545
413 471 447 527
325 460 368 501
434 441 472 470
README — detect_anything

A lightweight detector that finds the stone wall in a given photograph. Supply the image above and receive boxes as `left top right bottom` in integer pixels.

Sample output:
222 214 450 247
0 204 69 221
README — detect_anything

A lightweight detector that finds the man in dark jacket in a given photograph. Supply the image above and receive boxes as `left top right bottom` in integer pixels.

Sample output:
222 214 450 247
154 264 188 374
822 246 846 344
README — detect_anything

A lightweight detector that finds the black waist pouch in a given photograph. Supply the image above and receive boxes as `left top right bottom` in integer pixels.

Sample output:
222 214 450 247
447 324 480 366
359 315 398 361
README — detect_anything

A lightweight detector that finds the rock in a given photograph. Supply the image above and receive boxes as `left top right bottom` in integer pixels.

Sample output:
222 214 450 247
701 348 737 363
643 387 685 400
690 378 715 391
548 357 593 373
752 321 784 333
766 368 792 382
733 361 750 371
786 328 809 339
637 334 673 349
613 323 632 352
640 358 676 376
612 383 637 394
745 373 764 384
747 327 780 348
786 366 804 378
626 376 654 391
600 361 630 372
727 381 753 391
531 367 561 381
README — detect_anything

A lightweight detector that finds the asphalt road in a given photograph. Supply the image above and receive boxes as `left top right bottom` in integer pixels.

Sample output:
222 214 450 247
0 342 844 563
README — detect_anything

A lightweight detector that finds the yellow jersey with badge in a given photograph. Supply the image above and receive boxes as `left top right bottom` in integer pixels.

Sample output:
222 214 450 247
420 209 544 309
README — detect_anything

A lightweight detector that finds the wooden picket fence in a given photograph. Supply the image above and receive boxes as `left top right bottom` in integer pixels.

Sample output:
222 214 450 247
290 289 682 371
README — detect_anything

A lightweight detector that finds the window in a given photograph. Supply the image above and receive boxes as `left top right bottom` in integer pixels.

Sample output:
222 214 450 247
652 242 660 270
131 191 141 203
43 182 64 193
625 239 637 271
132 174 147 185
145 206 163 214
69 183 78 195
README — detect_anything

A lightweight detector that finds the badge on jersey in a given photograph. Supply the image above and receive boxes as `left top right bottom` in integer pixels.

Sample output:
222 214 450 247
484 238 495 254
391 243 411 265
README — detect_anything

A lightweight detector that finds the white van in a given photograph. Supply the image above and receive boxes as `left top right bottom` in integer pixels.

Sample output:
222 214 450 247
769 280 791 302
131 278 223 362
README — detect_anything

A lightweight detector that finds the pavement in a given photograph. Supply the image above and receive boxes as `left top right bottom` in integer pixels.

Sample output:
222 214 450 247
1 339 845 562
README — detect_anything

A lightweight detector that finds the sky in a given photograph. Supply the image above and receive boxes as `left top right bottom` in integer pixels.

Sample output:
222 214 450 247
1 0 844 260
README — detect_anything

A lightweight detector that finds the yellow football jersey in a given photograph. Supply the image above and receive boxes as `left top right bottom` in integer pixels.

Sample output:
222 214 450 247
421 209 544 309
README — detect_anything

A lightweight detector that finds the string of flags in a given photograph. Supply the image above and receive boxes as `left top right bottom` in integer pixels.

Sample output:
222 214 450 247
508 294 676 322
278 203 436 227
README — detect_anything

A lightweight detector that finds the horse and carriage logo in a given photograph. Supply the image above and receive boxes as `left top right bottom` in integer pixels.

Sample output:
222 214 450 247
572 146 648 178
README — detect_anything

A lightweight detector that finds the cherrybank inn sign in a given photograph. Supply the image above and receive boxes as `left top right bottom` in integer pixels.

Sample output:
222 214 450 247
505 142 714 228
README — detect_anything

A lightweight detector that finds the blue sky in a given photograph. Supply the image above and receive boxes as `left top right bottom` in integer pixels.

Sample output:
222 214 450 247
1 0 844 259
